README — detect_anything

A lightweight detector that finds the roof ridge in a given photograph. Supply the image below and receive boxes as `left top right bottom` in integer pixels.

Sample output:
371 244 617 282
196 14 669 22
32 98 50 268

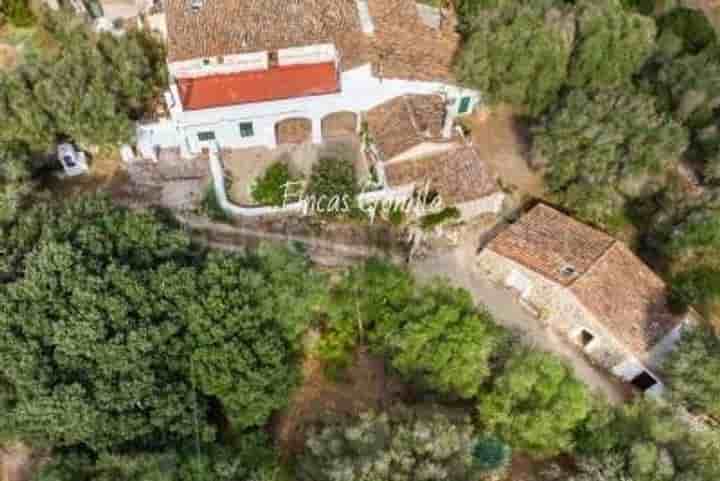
568 238 617 287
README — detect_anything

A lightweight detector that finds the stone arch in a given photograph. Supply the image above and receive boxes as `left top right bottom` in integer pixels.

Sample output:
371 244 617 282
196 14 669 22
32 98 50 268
321 111 358 141
275 117 312 145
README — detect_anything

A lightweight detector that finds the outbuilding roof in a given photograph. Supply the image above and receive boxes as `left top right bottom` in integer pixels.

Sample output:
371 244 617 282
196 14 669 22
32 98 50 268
366 94 447 160
384 144 497 205
487 204 683 355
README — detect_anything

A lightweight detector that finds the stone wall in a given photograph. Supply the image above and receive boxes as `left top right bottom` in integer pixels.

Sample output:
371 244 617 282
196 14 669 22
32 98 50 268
476 249 635 373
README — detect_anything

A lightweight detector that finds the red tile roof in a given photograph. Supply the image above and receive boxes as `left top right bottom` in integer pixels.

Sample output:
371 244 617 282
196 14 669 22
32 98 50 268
177 62 340 110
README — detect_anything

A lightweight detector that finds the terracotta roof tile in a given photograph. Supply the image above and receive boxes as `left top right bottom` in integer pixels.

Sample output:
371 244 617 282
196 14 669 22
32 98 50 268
165 0 361 62
570 243 682 356
166 0 460 83
384 145 497 204
488 204 683 355
177 62 339 110
488 204 615 286
366 94 446 160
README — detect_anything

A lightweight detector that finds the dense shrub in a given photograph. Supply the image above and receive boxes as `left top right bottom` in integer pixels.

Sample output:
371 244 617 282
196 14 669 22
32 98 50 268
251 161 295 206
1 0 36 27
306 157 357 217
420 206 461 229
658 7 717 55
298 408 484 481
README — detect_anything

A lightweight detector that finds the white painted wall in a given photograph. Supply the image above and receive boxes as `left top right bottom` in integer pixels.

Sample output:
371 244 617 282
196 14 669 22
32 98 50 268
138 63 480 158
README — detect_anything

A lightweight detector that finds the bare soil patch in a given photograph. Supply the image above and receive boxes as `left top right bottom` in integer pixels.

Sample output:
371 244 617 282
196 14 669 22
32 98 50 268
272 347 407 459
469 105 545 200
0 443 34 481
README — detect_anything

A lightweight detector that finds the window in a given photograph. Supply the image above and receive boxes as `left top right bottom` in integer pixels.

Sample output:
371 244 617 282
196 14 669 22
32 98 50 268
197 131 216 142
458 96 472 114
560 265 576 277
239 122 254 138
579 329 595 348
203 58 210 66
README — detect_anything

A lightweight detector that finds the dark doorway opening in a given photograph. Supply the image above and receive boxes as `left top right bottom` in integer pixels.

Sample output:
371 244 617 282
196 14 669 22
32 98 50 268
579 329 595 348
631 371 658 391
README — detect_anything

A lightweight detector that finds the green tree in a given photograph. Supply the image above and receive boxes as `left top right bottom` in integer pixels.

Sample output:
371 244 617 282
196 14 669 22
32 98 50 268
298 408 483 481
0 0 35 27
663 326 720 418
456 3 574 115
0 12 167 152
477 349 593 457
183 247 325 428
0 199 211 451
473 435 511 473
571 399 720 481
568 0 656 89
379 282 507 399
319 260 506 398
534 88 688 229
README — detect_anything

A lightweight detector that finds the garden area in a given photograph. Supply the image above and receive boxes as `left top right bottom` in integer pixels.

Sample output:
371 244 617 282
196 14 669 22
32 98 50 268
223 139 369 208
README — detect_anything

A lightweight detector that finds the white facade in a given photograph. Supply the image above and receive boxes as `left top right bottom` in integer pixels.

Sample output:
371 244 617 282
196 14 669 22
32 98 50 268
138 58 480 159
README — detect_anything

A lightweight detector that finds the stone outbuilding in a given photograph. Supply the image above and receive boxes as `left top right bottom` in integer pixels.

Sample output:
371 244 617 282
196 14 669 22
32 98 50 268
476 204 696 396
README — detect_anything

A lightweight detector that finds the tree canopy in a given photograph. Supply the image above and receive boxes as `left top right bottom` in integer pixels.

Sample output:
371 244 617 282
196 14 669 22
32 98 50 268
0 12 167 154
533 88 688 229
663 325 720 418
456 3 574 116
0 197 322 452
478 349 593 457
318 259 507 398
568 0 656 90
298 408 484 481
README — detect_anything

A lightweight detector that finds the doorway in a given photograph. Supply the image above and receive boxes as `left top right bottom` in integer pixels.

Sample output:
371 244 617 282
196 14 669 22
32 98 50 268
630 371 658 391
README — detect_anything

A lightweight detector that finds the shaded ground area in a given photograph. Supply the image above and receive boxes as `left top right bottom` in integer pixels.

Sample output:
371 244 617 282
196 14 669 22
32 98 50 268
411 220 634 405
0 443 36 481
469 106 545 199
223 138 366 206
272 347 407 459
42 150 132 201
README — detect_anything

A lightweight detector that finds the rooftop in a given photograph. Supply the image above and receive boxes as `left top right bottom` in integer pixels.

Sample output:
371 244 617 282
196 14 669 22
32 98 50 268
176 62 340 110
165 0 461 83
366 94 446 160
384 144 497 205
487 204 683 355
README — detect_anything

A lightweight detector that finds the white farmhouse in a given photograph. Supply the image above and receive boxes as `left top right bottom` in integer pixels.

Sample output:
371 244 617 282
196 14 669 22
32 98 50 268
477 204 698 396
137 0 480 160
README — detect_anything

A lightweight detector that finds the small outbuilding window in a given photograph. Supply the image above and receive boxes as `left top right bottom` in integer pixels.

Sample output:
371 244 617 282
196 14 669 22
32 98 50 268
631 371 658 392
579 329 595 348
560 265 576 277
458 96 472 114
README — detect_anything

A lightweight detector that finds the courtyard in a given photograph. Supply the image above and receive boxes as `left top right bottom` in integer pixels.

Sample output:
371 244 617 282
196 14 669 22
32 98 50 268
222 138 369 206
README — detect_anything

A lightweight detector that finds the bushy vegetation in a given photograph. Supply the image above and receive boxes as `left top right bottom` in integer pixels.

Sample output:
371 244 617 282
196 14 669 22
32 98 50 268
318 259 508 398
0 0 36 27
251 161 296 206
533 88 688 230
663 326 720 418
0 197 324 453
306 157 358 217
298 408 485 481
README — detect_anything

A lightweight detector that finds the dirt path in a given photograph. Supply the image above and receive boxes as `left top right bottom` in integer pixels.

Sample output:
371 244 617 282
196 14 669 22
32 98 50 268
0 443 33 481
411 222 631 405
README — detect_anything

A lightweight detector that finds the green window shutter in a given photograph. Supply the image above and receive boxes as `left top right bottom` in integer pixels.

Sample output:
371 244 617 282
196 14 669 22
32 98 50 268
458 96 472 114
197 131 216 142
239 122 254 138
